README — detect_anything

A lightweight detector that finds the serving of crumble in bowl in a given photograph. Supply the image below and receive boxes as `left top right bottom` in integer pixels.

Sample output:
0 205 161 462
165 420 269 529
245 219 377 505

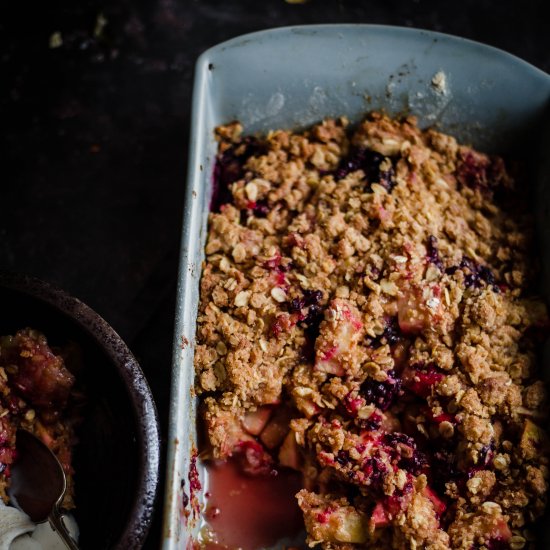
0 272 160 549
162 25 550 550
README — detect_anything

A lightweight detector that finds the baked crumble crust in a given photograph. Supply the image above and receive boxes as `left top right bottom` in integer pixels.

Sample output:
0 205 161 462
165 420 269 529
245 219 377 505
195 112 549 549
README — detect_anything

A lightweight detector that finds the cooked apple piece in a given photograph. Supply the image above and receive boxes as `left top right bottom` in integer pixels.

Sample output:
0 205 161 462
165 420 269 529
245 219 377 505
489 517 512 541
327 506 369 543
278 431 301 470
520 418 546 461
397 284 442 335
397 287 429 334
370 502 391 528
260 406 293 449
292 393 321 419
297 490 370 544
315 299 363 376
242 406 273 436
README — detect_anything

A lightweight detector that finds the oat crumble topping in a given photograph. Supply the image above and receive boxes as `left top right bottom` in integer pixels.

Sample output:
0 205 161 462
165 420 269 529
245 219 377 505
195 112 549 549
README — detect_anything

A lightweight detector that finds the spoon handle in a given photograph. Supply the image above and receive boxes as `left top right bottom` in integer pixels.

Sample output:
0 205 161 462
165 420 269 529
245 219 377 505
49 506 80 550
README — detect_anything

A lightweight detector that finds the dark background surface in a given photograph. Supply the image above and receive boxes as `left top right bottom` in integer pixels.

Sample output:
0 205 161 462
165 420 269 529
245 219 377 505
1 0 548 547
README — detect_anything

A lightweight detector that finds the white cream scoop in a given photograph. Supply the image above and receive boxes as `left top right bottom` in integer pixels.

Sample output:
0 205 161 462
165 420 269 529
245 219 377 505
0 502 78 550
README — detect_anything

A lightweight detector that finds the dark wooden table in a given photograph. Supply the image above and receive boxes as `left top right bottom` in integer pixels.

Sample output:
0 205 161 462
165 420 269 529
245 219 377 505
1 0 548 547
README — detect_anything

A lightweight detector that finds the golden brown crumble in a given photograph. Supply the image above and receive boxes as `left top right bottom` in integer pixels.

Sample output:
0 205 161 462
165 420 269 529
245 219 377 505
195 113 549 549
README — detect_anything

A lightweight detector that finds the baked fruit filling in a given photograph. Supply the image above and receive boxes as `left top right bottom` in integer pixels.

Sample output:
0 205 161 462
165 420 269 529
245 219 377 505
0 329 80 508
195 113 549 549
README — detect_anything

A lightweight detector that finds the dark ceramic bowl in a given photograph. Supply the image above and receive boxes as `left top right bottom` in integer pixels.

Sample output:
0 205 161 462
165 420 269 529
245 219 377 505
0 271 160 549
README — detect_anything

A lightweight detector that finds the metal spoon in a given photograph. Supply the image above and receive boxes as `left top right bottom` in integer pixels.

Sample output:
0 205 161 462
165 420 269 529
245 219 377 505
8 429 79 550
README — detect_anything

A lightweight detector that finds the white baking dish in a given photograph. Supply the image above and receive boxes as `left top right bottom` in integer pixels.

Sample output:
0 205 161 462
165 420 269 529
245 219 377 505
161 24 550 549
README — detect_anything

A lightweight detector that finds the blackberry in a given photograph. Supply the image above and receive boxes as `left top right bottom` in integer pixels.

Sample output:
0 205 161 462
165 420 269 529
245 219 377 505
430 450 462 495
362 455 387 490
303 289 323 306
334 147 396 192
289 297 304 313
456 150 507 194
361 371 402 411
478 441 496 467
290 289 323 314
336 450 350 466
369 316 401 347
252 199 270 218
358 412 382 431
299 295 325 362
446 256 497 290
383 432 415 448
399 450 428 476
382 316 401 346
211 137 266 212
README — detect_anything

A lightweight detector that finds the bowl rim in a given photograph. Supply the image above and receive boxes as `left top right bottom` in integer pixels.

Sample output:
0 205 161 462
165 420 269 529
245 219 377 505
0 270 161 549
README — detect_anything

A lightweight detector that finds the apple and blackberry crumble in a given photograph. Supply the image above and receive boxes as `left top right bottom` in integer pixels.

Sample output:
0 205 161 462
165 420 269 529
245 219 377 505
195 112 549 549
0 329 80 508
